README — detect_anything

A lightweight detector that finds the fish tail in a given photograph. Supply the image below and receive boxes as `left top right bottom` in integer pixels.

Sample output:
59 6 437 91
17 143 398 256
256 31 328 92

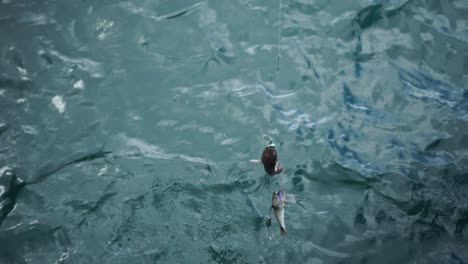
263 135 275 147
280 226 287 235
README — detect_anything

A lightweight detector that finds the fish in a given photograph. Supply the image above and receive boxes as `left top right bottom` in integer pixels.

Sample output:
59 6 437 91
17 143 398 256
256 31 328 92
269 189 295 235
261 141 283 176
249 137 284 175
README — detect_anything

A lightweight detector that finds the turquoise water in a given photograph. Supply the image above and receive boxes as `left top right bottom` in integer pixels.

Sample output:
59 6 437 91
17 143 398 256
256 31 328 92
1 0 468 263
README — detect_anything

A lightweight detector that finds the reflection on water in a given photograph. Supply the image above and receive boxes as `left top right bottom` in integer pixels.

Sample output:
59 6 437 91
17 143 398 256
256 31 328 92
1 0 468 263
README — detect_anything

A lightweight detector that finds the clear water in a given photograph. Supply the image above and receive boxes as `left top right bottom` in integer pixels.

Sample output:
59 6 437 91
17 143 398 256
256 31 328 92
1 0 468 263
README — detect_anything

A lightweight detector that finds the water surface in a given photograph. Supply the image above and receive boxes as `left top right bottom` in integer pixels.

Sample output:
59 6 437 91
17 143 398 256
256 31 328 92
1 0 468 263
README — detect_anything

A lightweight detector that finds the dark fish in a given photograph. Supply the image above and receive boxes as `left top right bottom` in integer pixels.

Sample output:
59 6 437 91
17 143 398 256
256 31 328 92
261 143 283 176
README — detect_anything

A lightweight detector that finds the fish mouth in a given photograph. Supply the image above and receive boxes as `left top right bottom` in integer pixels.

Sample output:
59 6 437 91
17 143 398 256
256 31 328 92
277 190 283 201
276 189 285 200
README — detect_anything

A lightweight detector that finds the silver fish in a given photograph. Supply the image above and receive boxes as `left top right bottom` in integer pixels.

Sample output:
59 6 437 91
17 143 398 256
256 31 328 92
269 189 295 235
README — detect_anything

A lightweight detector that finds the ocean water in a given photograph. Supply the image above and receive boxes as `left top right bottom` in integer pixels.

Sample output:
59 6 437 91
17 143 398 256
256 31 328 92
1 0 468 263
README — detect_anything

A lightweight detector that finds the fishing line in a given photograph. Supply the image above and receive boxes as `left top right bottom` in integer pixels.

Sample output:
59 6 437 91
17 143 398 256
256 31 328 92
276 0 282 73
266 206 273 227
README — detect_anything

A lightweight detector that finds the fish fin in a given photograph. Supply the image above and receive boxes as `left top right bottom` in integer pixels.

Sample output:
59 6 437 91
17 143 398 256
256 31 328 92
274 161 284 174
280 226 287 235
284 194 296 204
